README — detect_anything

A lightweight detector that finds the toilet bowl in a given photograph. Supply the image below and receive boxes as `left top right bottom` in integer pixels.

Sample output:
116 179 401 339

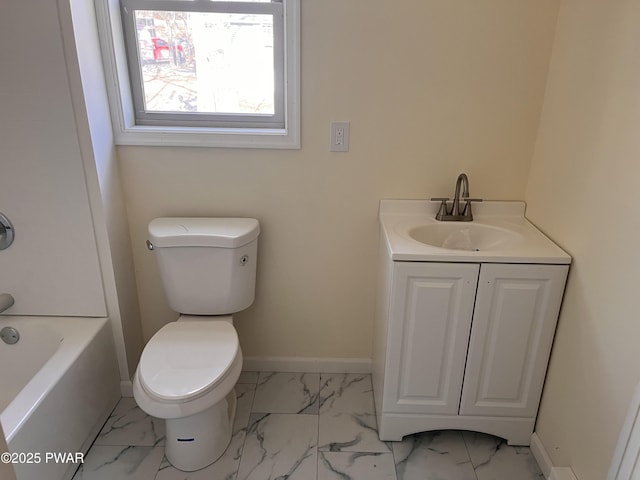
133 217 259 471
134 316 242 471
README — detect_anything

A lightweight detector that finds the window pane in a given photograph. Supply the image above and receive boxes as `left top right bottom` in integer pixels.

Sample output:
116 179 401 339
133 10 274 115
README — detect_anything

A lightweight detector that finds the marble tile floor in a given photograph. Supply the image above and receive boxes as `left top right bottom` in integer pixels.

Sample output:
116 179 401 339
73 372 544 480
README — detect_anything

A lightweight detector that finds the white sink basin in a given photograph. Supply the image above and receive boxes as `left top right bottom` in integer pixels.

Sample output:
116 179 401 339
408 223 521 251
379 200 572 264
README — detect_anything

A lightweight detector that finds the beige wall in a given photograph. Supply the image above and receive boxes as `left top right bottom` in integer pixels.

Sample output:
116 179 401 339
525 0 640 478
119 0 560 358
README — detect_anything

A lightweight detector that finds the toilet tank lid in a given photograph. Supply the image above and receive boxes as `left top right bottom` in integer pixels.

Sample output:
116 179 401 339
149 217 260 248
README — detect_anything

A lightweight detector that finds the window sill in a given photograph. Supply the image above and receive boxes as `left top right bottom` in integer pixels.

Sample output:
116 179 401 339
114 125 300 149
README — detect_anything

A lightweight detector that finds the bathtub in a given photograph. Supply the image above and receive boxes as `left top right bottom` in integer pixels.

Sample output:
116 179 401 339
0 316 120 480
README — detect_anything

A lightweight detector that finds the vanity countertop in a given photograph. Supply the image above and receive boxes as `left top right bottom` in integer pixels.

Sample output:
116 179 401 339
379 200 571 264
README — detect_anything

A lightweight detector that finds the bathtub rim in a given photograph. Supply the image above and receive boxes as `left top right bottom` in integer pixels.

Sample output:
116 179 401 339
0 315 110 442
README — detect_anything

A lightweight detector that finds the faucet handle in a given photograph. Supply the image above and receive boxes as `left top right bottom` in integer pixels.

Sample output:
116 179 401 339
462 198 482 219
430 197 450 220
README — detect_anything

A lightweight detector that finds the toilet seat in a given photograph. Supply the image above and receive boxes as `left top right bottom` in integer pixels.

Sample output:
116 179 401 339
138 320 239 403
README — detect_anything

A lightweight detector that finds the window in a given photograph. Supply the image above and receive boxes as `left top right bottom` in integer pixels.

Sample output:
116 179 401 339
95 0 300 148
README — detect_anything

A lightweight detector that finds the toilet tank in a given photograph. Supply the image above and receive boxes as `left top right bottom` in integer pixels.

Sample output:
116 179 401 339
148 218 260 315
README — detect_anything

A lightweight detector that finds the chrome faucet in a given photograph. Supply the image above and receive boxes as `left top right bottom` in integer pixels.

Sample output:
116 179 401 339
431 173 482 221
451 173 470 217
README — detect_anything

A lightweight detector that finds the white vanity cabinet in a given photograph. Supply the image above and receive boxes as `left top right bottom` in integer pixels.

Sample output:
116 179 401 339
382 262 479 416
373 256 568 445
460 263 568 419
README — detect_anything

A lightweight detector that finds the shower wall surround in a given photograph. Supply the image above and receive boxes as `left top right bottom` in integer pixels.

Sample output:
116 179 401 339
0 1 105 316
0 0 143 386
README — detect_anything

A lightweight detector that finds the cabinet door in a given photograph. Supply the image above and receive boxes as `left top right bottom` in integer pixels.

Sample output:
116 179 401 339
460 264 568 417
384 262 479 414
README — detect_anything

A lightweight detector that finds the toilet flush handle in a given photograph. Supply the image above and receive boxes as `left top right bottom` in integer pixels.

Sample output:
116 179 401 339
146 240 154 251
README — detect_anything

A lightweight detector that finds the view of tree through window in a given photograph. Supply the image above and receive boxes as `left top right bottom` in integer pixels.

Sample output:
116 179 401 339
133 10 274 115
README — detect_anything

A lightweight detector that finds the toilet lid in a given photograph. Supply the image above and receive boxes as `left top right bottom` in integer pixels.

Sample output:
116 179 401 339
138 321 239 402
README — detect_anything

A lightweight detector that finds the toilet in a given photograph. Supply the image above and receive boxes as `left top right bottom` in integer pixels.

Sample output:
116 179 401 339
133 217 259 472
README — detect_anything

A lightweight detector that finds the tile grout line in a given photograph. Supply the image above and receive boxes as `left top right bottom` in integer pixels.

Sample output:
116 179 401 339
316 373 322 480
461 431 481 480
234 374 260 480
374 400 400 480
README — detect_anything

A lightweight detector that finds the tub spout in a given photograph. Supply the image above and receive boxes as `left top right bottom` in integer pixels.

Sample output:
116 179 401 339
0 293 14 313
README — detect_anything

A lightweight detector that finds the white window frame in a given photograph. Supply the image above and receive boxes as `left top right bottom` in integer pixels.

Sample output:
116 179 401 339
94 0 300 149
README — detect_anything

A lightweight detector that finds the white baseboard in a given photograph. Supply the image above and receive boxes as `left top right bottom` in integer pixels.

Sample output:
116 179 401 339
242 356 372 374
531 433 577 480
549 468 578 480
118 358 371 398
530 433 553 478
120 380 133 397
